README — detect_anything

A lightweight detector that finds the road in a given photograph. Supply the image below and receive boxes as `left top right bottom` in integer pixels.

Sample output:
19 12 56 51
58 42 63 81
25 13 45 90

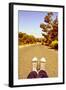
18 44 58 79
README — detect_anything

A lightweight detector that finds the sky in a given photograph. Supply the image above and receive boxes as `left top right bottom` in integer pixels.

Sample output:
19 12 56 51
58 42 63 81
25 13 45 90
18 10 58 38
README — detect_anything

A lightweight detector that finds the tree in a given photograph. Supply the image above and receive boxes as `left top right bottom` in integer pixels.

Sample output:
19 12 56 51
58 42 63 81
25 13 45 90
40 12 58 49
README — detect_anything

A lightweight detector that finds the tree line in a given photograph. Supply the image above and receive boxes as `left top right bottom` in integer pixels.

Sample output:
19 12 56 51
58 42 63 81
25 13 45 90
18 32 44 45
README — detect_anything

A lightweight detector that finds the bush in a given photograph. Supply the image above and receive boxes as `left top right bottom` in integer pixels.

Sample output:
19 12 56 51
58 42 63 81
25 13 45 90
50 40 58 49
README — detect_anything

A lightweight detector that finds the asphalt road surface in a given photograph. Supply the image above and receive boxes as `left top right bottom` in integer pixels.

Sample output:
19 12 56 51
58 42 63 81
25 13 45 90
18 44 58 79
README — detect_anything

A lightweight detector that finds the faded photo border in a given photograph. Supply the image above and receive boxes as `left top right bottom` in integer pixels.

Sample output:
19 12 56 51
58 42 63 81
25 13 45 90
9 3 65 87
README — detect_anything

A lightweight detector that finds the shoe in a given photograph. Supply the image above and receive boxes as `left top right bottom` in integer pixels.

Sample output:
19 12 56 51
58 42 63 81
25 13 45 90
27 57 38 79
40 57 46 70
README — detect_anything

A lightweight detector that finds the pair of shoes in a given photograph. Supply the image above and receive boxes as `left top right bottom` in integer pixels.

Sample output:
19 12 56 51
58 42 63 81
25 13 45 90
27 57 48 79
27 70 48 79
32 57 46 71
27 57 48 78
